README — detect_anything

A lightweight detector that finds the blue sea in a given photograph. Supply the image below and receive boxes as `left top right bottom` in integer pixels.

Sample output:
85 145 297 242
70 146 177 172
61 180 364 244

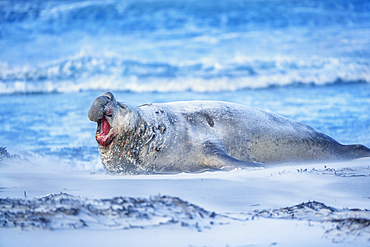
1 0 370 171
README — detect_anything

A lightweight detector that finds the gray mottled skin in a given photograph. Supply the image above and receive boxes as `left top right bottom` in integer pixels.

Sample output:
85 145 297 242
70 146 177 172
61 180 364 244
88 92 370 175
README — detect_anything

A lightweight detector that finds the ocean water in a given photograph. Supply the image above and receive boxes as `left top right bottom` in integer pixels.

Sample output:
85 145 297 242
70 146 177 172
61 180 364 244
1 0 370 171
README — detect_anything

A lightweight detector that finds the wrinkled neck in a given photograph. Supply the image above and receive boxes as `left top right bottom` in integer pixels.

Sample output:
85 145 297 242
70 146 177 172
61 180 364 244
99 111 155 174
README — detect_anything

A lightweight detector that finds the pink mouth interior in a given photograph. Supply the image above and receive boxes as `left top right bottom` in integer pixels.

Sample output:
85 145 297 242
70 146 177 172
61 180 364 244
101 116 111 136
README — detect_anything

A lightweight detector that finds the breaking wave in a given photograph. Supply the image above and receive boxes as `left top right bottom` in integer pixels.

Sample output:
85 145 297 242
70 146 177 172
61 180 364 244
1 0 370 94
0 56 369 94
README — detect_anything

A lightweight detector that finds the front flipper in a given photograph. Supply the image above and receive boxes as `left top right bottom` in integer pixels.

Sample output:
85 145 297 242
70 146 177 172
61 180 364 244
201 141 265 170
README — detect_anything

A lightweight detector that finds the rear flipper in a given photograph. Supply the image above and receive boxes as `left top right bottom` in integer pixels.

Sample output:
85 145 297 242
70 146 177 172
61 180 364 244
201 141 265 170
340 144 370 160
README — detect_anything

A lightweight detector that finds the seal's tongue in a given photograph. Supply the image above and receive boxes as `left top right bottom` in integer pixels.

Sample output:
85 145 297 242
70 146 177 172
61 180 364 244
101 116 111 135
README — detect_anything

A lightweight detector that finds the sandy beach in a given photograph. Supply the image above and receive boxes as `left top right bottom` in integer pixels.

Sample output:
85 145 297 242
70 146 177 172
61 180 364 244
1 154 369 246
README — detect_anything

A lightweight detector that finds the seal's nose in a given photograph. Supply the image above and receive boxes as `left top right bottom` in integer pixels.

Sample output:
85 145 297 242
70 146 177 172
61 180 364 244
103 92 114 101
88 92 115 122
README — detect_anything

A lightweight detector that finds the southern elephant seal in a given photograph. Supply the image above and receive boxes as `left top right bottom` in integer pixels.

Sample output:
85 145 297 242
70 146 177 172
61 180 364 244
88 92 370 175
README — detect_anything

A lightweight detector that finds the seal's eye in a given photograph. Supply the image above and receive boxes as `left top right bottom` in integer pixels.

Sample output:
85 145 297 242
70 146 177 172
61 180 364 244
118 102 126 109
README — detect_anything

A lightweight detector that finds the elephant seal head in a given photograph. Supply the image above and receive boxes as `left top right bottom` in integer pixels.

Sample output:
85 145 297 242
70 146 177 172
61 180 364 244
88 92 139 148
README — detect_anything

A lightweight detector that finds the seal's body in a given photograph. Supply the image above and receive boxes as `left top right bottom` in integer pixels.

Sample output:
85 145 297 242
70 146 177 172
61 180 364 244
88 92 370 175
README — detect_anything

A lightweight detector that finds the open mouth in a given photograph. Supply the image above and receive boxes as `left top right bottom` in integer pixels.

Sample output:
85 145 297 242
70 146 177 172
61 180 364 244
96 115 115 147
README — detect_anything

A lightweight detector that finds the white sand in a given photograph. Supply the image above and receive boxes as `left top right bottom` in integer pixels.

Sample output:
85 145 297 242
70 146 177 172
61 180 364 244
1 157 370 246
